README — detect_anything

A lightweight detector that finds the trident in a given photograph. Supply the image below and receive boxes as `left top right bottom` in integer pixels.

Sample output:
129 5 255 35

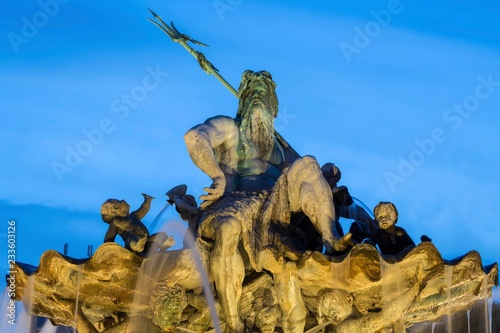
148 9 300 159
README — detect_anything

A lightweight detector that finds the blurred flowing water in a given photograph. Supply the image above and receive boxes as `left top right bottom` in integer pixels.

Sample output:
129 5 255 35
131 218 221 332
380 257 404 307
73 264 83 332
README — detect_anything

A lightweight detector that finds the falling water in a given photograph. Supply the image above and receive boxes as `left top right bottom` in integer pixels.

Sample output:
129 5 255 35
0 274 38 333
431 322 436 333
73 264 83 333
5 302 36 333
148 203 170 232
39 319 58 333
444 265 453 333
133 218 222 332
482 275 492 333
351 196 375 219
330 260 340 288
24 274 35 313
488 298 493 333
183 228 221 333
380 257 404 306
22 274 36 333
330 254 350 289
308 253 349 333
466 309 471 333
0 288 14 332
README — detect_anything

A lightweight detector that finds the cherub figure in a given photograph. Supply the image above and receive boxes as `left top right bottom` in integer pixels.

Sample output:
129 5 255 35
371 201 415 255
166 185 201 248
321 163 378 241
101 193 174 254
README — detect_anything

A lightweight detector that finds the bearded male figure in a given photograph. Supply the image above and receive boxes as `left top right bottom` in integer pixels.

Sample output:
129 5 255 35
184 70 352 332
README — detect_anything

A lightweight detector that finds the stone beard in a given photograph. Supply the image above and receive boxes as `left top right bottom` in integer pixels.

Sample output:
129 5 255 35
236 74 278 161
238 100 275 160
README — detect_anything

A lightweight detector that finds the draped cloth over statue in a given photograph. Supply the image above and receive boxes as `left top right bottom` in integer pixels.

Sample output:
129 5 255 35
198 169 298 272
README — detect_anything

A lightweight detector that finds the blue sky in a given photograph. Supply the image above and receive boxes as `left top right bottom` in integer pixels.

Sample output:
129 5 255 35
1 0 499 302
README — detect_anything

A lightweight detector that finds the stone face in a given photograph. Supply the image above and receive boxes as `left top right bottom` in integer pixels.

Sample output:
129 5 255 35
150 285 187 331
11 241 497 332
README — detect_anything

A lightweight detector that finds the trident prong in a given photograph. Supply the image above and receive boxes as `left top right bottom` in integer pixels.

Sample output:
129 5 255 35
148 9 209 46
148 9 300 159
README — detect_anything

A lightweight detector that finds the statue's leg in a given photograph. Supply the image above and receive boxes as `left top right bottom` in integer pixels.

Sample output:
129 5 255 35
286 156 342 250
146 232 175 252
275 261 307 333
211 216 245 332
122 232 147 253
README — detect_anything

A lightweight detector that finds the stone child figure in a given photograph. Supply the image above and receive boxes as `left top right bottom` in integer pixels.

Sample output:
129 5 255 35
321 163 378 242
184 70 352 332
101 193 174 254
166 185 201 248
371 201 415 255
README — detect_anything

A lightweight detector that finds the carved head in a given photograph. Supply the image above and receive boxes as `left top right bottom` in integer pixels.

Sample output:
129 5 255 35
374 201 398 230
100 199 130 223
236 70 278 159
255 305 280 333
180 194 197 208
150 285 187 330
175 194 198 220
317 288 354 324
236 70 278 119
321 162 341 189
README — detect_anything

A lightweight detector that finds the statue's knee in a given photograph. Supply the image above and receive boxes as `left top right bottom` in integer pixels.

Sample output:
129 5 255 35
290 155 320 175
216 216 241 239
300 155 319 166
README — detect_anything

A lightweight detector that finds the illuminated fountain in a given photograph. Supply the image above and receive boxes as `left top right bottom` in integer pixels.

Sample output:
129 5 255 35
4 12 498 333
